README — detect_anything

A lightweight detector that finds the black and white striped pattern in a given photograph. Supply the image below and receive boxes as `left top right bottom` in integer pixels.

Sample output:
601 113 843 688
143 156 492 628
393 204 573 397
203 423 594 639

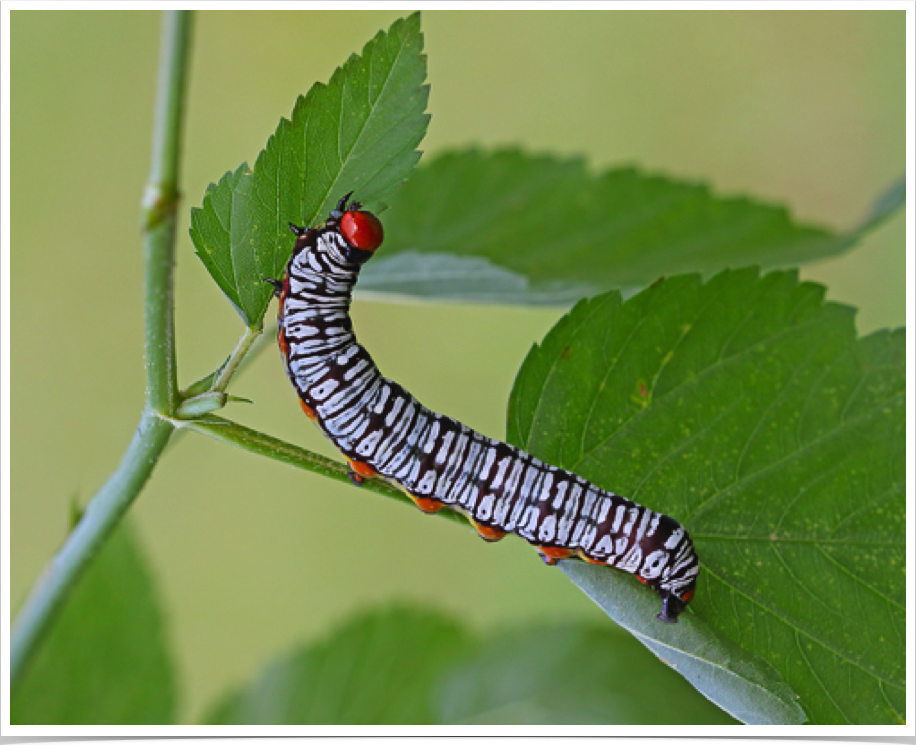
275 198 699 622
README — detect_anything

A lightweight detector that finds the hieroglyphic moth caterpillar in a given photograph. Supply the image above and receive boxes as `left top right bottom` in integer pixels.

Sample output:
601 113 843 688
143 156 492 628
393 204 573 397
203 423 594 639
268 195 699 622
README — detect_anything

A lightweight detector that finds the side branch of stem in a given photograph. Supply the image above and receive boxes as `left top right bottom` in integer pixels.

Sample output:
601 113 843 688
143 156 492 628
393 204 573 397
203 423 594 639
212 325 264 393
182 415 468 528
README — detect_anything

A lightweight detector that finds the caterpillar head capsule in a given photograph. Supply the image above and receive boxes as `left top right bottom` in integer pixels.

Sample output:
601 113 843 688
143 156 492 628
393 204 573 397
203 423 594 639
325 193 384 261
340 209 384 253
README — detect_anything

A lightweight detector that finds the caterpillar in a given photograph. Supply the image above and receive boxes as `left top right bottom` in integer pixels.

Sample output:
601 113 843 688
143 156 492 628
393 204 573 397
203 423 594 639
270 194 699 622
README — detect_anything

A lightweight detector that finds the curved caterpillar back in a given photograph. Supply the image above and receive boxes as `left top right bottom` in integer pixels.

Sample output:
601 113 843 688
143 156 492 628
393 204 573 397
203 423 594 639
273 194 699 622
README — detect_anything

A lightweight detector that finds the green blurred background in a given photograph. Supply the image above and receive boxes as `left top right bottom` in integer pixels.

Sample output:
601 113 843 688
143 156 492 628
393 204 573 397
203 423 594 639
11 10 905 722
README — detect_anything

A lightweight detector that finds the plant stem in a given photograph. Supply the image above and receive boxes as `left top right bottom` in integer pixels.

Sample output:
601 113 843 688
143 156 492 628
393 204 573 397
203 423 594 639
11 11 194 687
143 9 194 415
11 411 174 686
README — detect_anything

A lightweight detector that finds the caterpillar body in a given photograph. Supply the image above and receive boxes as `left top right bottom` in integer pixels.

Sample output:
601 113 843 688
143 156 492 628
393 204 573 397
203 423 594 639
272 195 699 622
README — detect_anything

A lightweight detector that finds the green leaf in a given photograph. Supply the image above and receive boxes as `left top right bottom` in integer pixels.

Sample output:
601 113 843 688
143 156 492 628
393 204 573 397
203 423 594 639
507 269 904 724
361 149 902 303
205 607 472 724
190 164 249 321
436 624 738 724
11 522 176 724
189 13 430 326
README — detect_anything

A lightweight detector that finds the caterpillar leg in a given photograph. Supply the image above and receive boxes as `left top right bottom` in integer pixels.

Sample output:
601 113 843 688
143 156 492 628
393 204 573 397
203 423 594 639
347 458 378 487
408 495 445 514
468 517 507 542
535 546 575 566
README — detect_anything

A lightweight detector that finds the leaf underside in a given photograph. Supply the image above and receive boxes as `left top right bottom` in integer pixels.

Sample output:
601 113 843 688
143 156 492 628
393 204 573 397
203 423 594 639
363 150 902 304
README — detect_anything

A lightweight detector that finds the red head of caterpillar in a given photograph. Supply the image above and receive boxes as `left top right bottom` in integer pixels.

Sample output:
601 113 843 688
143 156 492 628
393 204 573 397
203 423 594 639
340 209 384 252
275 195 700 623
322 191 385 254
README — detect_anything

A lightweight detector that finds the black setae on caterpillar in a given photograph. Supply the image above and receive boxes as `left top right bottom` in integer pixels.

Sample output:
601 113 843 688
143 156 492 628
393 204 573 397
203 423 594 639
269 194 699 622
